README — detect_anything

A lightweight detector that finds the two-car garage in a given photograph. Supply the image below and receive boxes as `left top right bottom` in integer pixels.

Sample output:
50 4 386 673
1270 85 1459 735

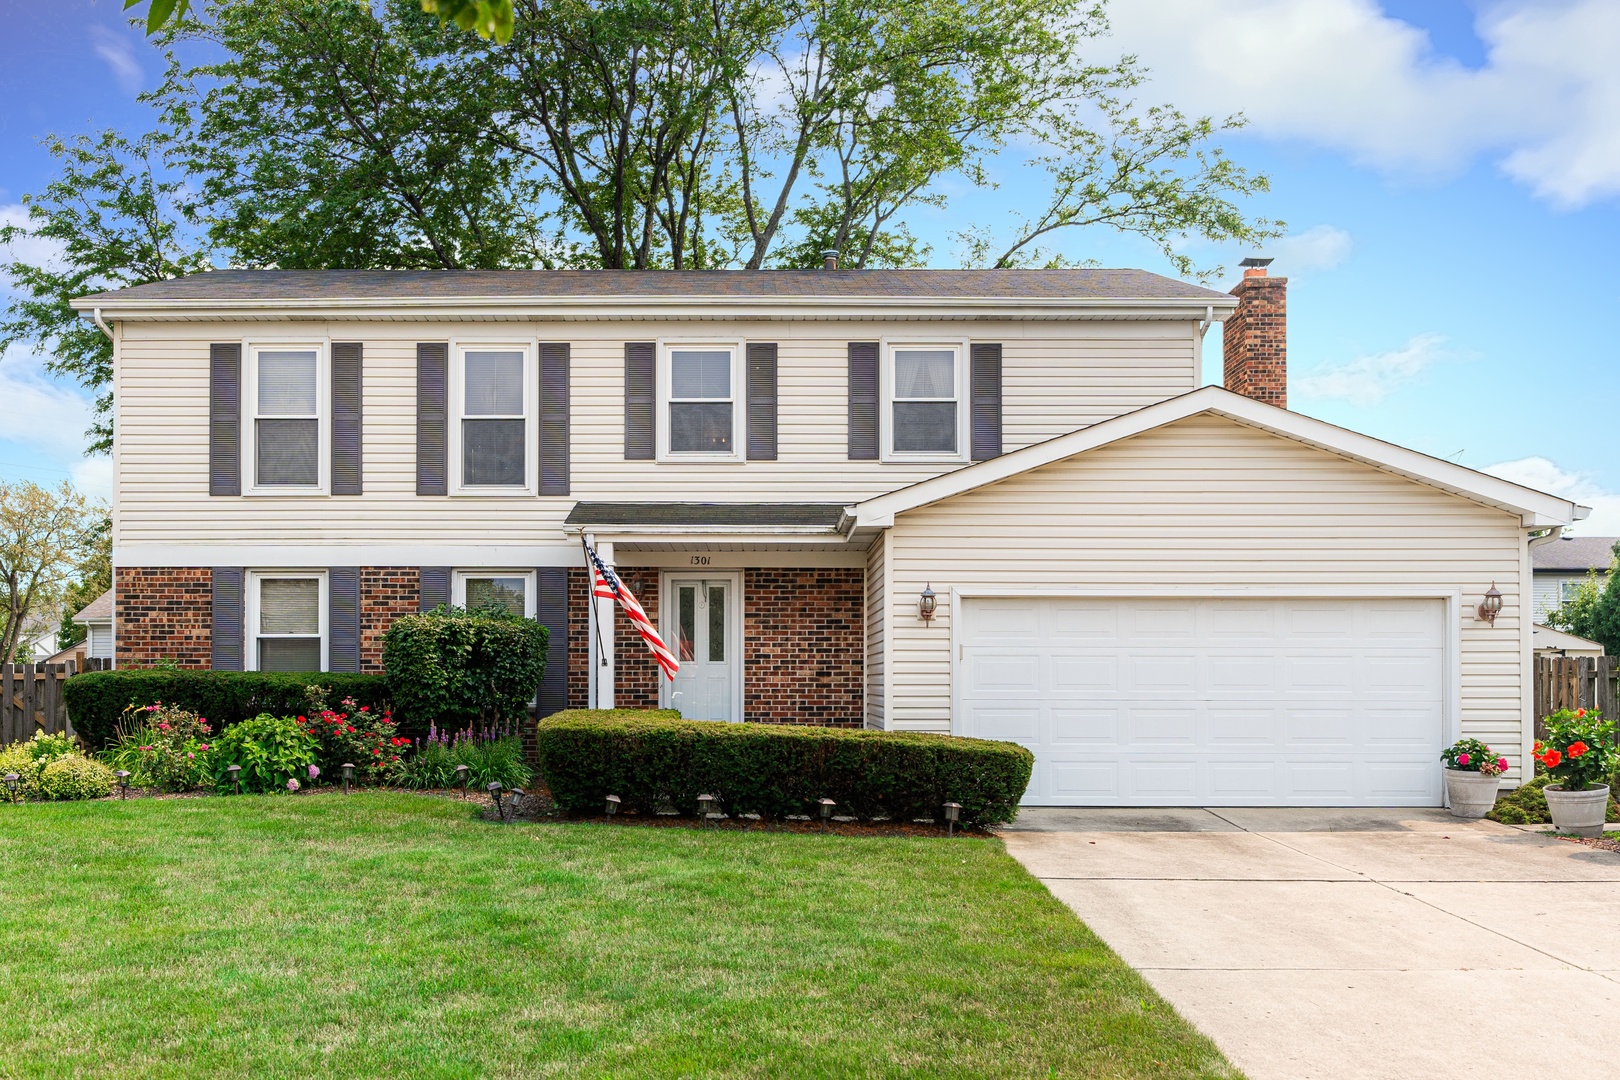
956 596 1447 806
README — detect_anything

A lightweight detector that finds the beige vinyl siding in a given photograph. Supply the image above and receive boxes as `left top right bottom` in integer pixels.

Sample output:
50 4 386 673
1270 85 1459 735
885 413 1531 778
865 533 887 728
1533 572 1604 621
113 319 1196 548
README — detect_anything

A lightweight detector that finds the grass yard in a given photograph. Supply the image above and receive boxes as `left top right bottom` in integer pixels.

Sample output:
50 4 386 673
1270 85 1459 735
0 793 1236 1079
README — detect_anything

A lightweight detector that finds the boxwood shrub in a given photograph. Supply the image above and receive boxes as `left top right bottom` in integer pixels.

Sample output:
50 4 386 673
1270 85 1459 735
535 710 1034 826
61 670 390 749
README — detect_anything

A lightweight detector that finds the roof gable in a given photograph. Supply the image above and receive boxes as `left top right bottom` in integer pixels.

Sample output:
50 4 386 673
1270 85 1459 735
849 386 1585 530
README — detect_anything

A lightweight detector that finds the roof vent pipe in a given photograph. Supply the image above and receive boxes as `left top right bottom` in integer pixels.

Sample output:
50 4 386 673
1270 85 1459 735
821 250 839 270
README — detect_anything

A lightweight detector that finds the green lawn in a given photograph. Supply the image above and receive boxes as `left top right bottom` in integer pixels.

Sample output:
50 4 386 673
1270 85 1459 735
0 793 1236 1079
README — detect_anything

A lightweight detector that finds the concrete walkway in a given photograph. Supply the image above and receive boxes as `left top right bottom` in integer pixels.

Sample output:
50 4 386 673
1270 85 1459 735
1002 808 1620 1080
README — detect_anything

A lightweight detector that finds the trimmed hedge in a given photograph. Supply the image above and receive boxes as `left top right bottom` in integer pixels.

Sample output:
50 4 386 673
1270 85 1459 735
535 710 1034 826
61 670 390 749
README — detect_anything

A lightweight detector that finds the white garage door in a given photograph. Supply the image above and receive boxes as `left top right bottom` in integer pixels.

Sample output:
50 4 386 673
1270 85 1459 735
958 597 1446 807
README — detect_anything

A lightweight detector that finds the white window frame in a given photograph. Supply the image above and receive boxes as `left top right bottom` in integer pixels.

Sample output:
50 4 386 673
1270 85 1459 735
450 341 538 496
245 570 328 673
452 570 538 618
244 341 329 495
656 339 745 462
880 338 970 463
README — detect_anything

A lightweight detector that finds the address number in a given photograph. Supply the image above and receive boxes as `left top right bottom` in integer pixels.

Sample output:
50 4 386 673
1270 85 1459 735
689 555 712 565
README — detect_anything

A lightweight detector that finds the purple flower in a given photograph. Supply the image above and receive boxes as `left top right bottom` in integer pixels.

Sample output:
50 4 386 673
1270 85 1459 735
287 778 301 792
308 764 320 780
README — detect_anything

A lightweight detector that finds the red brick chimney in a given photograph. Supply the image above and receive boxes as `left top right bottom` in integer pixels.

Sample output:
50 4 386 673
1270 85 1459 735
1223 258 1287 407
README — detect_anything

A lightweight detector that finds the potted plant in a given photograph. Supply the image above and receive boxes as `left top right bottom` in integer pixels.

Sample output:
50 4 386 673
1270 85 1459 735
1440 738 1509 818
1534 708 1616 837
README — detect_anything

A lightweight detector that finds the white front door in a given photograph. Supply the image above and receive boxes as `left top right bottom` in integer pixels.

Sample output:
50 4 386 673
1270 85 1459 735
663 575 740 721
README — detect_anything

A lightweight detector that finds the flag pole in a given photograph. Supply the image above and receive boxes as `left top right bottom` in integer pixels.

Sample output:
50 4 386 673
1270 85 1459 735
582 536 609 669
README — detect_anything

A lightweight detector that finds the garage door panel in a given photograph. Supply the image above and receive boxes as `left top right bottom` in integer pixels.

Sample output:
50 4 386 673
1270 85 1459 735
959 596 1446 807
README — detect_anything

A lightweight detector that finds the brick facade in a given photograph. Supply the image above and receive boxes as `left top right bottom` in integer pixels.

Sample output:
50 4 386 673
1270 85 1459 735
1222 270 1288 407
360 567 420 673
115 566 213 669
743 568 864 726
564 566 663 709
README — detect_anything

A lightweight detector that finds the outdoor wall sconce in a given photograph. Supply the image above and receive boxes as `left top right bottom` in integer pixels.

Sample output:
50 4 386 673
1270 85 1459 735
226 764 241 795
604 794 621 817
818 797 836 832
919 584 937 624
455 764 470 792
4 773 18 800
487 781 504 820
1477 582 1503 625
341 763 354 794
942 801 962 837
116 770 131 799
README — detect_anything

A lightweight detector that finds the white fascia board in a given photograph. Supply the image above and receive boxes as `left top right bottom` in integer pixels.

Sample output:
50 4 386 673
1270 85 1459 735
851 385 1584 528
70 294 1240 324
561 524 855 545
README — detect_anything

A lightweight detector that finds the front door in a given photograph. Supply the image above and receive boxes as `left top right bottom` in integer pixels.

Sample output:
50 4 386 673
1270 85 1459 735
663 575 739 721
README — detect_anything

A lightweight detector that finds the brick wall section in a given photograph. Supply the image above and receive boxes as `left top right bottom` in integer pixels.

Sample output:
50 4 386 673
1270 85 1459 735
1222 273 1288 407
115 566 213 669
567 568 590 709
360 567 419 673
564 566 661 709
744 568 864 726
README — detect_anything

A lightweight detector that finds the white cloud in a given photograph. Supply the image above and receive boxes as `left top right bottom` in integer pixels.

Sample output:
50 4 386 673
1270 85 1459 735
1271 224 1353 278
1482 456 1620 535
0 203 68 280
0 350 98 461
71 456 114 504
1293 332 1454 405
90 25 144 96
1104 0 1620 208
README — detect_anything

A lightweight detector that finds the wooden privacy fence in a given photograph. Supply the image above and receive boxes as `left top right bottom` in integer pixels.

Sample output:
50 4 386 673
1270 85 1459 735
1 659 111 744
1533 655 1618 739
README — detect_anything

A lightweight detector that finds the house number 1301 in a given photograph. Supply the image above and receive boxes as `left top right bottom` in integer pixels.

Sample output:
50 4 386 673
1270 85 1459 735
689 556 711 565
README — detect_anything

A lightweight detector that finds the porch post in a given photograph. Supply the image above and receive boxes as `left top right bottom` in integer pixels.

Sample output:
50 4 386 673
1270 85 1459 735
588 535 615 709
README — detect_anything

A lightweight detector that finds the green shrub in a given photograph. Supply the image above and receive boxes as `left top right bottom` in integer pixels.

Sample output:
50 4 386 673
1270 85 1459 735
37 755 116 800
0 745 42 801
1489 772 1620 825
210 714 320 794
294 698 406 784
382 606 547 734
100 704 217 791
535 710 1034 826
62 670 389 749
390 733 533 790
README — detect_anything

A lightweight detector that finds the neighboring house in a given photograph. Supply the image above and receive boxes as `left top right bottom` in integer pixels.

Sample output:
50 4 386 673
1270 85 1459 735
11 610 59 662
1531 534 1615 620
72 589 115 662
71 264 1586 808
1532 624 1604 659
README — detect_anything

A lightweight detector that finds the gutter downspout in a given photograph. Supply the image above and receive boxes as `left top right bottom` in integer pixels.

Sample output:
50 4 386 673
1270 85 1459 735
92 307 114 341
1528 525 1564 550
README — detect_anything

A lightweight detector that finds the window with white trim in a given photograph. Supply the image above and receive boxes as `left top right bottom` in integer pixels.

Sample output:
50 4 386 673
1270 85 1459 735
453 570 536 617
249 573 326 672
249 345 324 490
1562 578 1594 602
454 346 534 492
659 344 741 458
884 343 964 459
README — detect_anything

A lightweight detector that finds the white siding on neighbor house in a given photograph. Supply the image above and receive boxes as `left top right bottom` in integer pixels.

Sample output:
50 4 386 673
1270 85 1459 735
113 319 1198 554
1532 572 1605 621
87 624 114 659
883 413 1533 779
865 533 887 728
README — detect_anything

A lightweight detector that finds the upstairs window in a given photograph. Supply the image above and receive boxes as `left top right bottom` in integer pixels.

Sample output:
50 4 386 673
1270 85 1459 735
453 345 534 493
249 573 325 672
660 344 741 459
250 346 324 490
885 344 964 459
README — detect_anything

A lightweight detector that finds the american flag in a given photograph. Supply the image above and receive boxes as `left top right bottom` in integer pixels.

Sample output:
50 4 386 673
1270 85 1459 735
586 544 680 680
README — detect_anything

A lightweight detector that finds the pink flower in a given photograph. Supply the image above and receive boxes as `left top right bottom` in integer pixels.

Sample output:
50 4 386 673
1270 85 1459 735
199 743 209 751
286 778 301 792
157 723 170 731
187 752 195 759
1457 753 1471 766
307 765 320 780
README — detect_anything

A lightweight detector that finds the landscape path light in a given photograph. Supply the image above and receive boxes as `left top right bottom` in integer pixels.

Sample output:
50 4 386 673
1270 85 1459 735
818 797 836 832
116 770 131 799
487 781 504 821
511 788 527 816
226 764 241 795
943 801 962 837
4 773 19 800
697 793 716 825
604 794 621 818
341 763 354 794
455 764 470 792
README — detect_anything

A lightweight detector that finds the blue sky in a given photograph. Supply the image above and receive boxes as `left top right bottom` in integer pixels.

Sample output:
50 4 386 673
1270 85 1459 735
2 0 1618 531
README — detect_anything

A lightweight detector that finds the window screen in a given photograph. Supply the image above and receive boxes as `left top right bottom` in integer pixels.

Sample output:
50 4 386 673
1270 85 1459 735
461 350 527 486
257 577 321 672
669 349 733 453
465 576 527 616
892 348 957 454
255 349 319 486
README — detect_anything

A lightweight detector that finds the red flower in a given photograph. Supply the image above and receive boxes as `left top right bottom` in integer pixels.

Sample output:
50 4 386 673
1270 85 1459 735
1576 708 1587 718
1543 750 1563 768
1569 741 1588 758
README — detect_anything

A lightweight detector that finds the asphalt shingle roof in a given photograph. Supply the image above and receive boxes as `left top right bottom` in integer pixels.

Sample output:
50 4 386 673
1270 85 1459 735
1532 536 1619 572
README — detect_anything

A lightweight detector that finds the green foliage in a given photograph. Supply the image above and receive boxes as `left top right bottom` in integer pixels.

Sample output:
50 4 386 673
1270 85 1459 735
390 735 533 790
55 515 111 652
1544 541 1620 656
419 0 514 42
100 703 217 792
293 697 406 784
210 714 320 794
37 755 116 801
1488 773 1620 825
1534 708 1617 792
536 710 1034 825
1441 738 1508 775
0 746 43 801
381 606 547 732
61 669 389 749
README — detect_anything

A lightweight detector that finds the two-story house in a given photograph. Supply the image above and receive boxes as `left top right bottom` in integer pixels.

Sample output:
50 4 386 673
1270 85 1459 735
72 264 1585 807
1531 534 1615 621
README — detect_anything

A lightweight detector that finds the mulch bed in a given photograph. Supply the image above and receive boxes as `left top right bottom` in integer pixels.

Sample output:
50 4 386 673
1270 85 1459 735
1559 834 1620 853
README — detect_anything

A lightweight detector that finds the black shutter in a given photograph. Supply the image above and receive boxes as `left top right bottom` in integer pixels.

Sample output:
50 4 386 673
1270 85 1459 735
211 567 244 671
416 343 448 495
540 342 570 494
536 567 569 716
210 344 242 496
329 567 361 673
419 567 451 613
332 342 363 494
624 342 655 460
746 342 778 461
970 342 1003 461
847 341 879 460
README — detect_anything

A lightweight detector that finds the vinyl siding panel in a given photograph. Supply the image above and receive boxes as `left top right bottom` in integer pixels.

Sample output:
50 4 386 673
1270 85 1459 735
886 414 1531 778
114 320 1197 548
1532 572 1606 621
865 532 887 728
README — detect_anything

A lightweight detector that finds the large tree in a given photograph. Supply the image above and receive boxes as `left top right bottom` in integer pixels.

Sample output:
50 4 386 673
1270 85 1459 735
0 481 102 664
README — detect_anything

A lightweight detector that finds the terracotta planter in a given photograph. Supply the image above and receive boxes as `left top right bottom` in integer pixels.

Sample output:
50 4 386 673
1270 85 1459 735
1544 784 1611 838
1444 769 1500 819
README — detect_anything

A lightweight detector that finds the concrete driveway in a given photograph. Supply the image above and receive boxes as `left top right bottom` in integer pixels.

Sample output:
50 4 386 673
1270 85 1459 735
1001 808 1620 1080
